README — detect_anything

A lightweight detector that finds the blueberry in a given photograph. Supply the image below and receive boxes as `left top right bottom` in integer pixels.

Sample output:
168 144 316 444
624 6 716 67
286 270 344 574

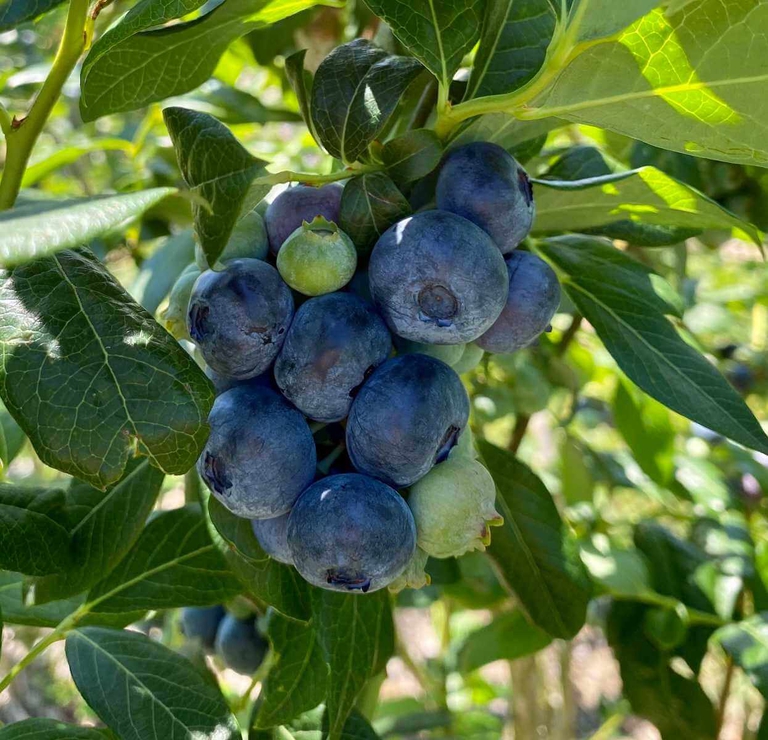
436 142 535 253
476 251 561 354
198 385 316 518
180 605 225 649
195 209 269 270
265 183 344 255
346 354 470 488
214 614 268 674
204 365 274 396
369 211 508 344
251 513 292 565
287 473 416 593
274 292 392 422
187 259 293 379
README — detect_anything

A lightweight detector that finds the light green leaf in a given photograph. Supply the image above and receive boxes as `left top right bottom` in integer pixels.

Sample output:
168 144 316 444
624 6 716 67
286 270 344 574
533 167 762 246
580 535 653 598
466 0 558 100
536 236 768 454
66 626 239 740
363 0 484 89
458 610 552 672
0 189 176 267
450 113 562 157
0 484 71 576
0 718 111 739
312 589 394 740
560 435 594 504
525 4 768 166
87 505 241 613
382 129 442 184
0 249 213 489
479 440 592 639
80 0 328 121
164 107 269 267
569 0 662 42
714 614 768 698
34 460 165 604
254 613 329 729
0 0 64 31
311 40 424 163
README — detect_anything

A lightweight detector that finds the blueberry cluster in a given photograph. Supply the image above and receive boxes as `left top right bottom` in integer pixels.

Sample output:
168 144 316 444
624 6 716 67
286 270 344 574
168 142 561 594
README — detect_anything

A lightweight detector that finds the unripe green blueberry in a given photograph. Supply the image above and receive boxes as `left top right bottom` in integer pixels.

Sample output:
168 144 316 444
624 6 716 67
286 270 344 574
449 426 477 461
452 343 485 375
408 458 502 559
395 338 466 367
195 209 269 270
161 263 201 341
388 547 431 593
277 216 357 296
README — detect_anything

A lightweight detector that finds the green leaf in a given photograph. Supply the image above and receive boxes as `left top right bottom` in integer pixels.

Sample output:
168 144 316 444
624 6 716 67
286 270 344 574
312 589 394 740
382 129 442 184
580 536 653 598
34 460 164 604
525 4 768 166
285 49 320 143
252 706 379 740
479 440 592 639
449 114 562 159
533 167 762 246
466 0 558 100
717 615 768 698
0 402 26 467
164 107 269 267
536 236 768 454
208 495 310 621
458 610 552 672
339 173 412 255
310 40 423 163
254 613 329 729
80 0 327 121
66 626 239 740
86 505 240 614
363 0 484 89
570 0 662 42
560 435 595 504
0 189 176 267
0 718 111 739
0 0 64 31
0 248 213 489
0 484 71 576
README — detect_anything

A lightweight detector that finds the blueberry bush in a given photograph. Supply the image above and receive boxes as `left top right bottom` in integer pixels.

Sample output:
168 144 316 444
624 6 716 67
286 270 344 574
0 1 767 738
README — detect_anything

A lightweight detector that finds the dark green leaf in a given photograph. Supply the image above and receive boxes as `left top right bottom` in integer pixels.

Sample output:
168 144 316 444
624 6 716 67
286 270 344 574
0 718 111 739
339 173 411 254
208 495 310 621
0 403 25 467
718 615 768 699
66 626 239 740
536 236 768 454
34 460 164 604
479 440 591 639
382 129 442 184
542 145 615 181
311 40 423 163
182 82 303 126
254 613 329 729
80 0 327 120
466 0 557 99
450 114 562 155
164 107 269 267
0 189 176 267
458 610 552 672
363 0 484 89
0 484 71 576
0 0 65 31
312 589 394 740
251 706 379 740
285 49 320 143
87 505 241 613
570 0 666 42
0 248 213 489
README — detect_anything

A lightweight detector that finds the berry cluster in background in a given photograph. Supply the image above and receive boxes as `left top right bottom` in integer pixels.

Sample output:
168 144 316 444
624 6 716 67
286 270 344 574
164 141 561 594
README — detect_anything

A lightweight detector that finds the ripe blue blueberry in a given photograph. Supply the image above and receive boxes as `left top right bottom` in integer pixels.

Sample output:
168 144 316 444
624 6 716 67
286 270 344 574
187 259 293 379
197 385 316 519
287 473 416 593
274 293 392 422
436 142 535 254
346 354 470 488
251 513 292 565
180 606 225 649
265 183 344 255
214 614 268 674
204 365 274 396
369 211 508 344
476 251 561 354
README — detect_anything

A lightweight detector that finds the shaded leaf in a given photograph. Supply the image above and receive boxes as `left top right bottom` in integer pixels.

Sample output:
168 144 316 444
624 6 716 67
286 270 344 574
87 505 241 613
0 189 176 267
715 614 768 699
285 49 320 143
0 249 213 489
382 129 442 184
479 440 592 639
580 536 653 598
450 114 562 155
570 0 662 41
0 718 111 739
0 0 64 31
536 236 768 454
251 705 379 740
66 626 239 740
164 107 269 266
